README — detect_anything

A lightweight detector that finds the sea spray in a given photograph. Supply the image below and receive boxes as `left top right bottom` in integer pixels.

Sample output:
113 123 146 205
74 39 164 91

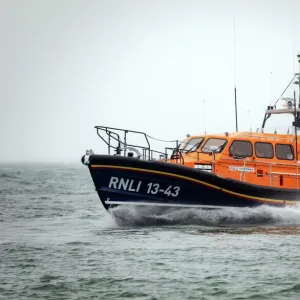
109 204 300 227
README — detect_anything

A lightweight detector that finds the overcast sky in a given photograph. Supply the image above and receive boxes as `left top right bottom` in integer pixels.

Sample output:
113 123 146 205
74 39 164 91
1 0 300 162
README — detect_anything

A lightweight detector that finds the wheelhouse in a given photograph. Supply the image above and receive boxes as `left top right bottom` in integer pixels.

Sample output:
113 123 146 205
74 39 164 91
179 131 300 189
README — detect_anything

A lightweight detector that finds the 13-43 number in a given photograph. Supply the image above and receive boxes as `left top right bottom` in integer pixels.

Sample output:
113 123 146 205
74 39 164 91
146 183 180 197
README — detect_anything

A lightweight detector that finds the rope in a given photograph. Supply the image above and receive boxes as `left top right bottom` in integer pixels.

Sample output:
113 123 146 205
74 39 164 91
145 134 183 143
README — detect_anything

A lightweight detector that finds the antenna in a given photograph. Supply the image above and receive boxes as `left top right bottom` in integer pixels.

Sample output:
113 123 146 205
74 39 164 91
203 100 207 135
233 14 238 132
269 72 272 106
293 25 297 110
293 25 296 75
298 52 300 105
247 110 252 132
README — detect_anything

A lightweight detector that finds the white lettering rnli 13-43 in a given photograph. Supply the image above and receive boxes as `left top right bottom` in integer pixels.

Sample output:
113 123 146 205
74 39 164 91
108 176 180 197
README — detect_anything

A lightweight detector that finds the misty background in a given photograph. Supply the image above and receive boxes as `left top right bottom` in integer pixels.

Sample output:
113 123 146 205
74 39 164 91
1 0 300 163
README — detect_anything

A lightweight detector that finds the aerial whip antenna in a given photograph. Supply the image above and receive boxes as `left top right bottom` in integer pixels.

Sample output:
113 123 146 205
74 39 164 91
233 14 238 132
269 72 272 106
247 110 252 133
293 25 296 75
203 100 207 135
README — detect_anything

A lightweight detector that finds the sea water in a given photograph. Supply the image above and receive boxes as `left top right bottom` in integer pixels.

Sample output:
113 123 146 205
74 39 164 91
1 163 300 300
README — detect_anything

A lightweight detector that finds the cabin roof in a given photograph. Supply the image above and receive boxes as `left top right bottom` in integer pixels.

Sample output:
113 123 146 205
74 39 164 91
188 131 296 143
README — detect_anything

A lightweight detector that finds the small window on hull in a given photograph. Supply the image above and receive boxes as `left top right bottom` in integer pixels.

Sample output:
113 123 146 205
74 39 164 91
229 140 253 157
255 142 274 159
275 144 294 160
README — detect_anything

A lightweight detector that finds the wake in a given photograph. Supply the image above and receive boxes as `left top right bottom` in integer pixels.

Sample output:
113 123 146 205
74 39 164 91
109 205 300 227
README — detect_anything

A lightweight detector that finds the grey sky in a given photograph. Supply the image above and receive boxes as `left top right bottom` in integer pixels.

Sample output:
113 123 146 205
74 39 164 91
1 0 300 162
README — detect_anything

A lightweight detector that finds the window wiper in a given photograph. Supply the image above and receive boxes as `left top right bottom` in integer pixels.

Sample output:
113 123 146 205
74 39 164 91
201 146 223 155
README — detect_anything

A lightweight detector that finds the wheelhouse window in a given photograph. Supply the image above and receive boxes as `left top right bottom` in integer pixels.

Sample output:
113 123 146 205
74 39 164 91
201 138 227 153
275 144 294 160
229 140 253 157
255 142 274 159
178 139 188 150
183 137 204 152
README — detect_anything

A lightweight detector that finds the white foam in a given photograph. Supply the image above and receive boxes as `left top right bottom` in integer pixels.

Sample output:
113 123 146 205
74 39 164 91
109 204 300 227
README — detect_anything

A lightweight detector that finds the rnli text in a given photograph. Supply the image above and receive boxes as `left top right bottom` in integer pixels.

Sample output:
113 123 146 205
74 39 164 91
109 176 142 192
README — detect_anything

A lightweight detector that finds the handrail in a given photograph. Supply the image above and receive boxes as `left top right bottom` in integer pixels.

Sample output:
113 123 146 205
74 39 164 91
95 125 178 161
219 155 300 189
220 156 300 167
96 125 151 154
271 172 297 176
237 133 295 141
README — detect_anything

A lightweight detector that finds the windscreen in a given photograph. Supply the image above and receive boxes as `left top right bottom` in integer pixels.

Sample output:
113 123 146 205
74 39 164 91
183 137 204 152
201 138 227 153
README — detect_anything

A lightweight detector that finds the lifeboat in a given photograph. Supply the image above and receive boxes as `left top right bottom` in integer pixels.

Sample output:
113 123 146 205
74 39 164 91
82 55 300 212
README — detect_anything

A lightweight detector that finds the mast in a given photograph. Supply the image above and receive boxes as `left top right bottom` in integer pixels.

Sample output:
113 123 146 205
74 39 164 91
203 100 207 135
298 52 300 112
294 88 298 161
297 52 300 161
234 87 238 132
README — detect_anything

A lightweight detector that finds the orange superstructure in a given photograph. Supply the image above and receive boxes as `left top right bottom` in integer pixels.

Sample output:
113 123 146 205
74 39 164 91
169 131 300 189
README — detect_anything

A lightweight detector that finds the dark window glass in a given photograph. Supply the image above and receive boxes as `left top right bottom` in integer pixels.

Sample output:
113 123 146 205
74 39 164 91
229 140 253 157
183 138 204 152
275 144 294 160
201 138 227 153
255 142 274 158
